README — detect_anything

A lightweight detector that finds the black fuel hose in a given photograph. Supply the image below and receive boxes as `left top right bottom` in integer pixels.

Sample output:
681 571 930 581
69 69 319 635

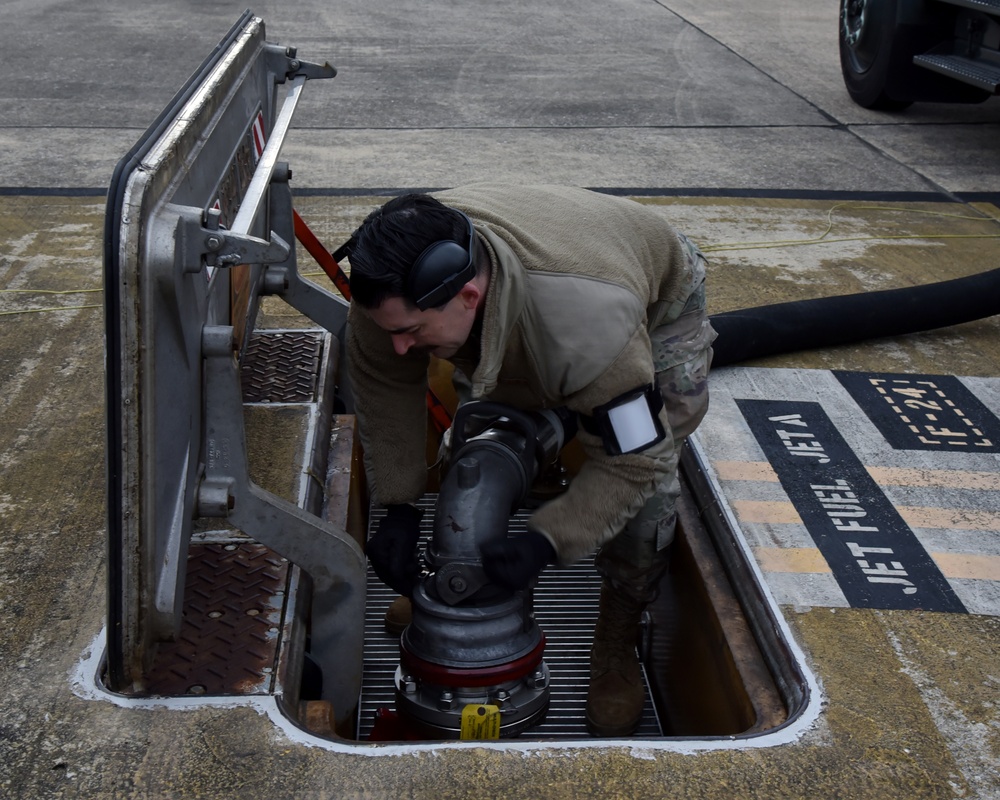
709 267 1000 367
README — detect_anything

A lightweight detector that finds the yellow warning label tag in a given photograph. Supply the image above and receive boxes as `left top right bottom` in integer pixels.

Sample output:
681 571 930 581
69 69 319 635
460 704 501 740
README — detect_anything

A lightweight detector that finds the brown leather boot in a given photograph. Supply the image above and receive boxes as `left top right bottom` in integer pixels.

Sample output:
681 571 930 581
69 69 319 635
585 581 645 736
384 596 412 636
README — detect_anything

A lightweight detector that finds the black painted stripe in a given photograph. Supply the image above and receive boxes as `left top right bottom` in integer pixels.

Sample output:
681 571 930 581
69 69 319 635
738 398 967 613
835 372 1000 453
0 186 957 202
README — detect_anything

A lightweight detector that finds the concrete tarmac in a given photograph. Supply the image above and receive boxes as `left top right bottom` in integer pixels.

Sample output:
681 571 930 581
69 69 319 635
1 0 999 192
1 1 999 798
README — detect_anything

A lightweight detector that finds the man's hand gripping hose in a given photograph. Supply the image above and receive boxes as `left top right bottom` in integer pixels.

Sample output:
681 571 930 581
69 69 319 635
481 529 556 590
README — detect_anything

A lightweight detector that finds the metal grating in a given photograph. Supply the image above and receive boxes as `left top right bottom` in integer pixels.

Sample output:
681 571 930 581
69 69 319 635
241 330 323 403
142 543 290 696
358 499 662 740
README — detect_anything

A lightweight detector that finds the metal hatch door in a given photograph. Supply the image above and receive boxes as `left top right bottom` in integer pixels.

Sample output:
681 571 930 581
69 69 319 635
102 11 364 725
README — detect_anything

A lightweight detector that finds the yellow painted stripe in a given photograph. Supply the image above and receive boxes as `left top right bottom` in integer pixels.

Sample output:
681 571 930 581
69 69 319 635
713 460 1000 492
753 546 1000 581
867 467 1000 492
732 500 801 524
734 499 1000 532
753 547 830 574
897 506 1000 532
931 553 1000 581
713 460 778 482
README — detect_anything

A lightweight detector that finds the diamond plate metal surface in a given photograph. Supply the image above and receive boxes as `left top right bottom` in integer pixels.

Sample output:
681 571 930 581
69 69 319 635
241 330 323 403
142 543 289 696
358 500 662 740
142 329 325 698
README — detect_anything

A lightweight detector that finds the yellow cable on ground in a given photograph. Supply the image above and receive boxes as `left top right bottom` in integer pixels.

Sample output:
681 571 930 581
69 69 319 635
2 205 998 315
701 202 1000 253
0 288 102 295
0 304 101 316
703 232 1000 254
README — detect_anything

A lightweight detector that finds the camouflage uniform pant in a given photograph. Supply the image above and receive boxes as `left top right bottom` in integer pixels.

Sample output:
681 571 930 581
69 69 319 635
594 234 717 604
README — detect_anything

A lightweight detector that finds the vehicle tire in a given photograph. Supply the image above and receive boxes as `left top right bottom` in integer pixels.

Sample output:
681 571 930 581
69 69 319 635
839 0 913 110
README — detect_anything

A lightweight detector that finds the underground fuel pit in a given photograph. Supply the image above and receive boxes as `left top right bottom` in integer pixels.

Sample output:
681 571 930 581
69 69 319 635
100 11 810 746
353 441 802 742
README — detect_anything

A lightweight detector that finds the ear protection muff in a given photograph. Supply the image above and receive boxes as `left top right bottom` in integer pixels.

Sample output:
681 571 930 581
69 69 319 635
406 212 477 310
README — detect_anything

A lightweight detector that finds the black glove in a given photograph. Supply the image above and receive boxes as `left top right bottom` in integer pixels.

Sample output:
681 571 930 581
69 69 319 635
366 504 424 596
480 529 556 590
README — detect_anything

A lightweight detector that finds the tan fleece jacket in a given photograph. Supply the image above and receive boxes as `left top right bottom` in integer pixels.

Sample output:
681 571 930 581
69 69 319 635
347 184 696 564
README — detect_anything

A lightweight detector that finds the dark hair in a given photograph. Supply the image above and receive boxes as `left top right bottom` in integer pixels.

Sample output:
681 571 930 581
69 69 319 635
348 193 470 309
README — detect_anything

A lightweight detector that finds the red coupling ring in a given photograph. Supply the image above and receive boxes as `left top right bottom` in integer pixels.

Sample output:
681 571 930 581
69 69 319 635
400 635 546 688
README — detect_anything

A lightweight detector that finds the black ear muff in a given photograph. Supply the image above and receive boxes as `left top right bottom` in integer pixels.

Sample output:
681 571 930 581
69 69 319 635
407 212 476 310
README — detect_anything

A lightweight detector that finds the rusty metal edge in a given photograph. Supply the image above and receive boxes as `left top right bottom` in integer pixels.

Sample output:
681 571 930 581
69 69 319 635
679 441 813 733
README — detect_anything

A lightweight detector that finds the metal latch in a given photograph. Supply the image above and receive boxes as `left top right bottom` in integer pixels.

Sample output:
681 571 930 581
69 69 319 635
174 205 290 274
266 43 337 82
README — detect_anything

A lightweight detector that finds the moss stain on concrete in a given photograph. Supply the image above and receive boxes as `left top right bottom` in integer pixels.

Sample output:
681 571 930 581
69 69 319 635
2 196 999 798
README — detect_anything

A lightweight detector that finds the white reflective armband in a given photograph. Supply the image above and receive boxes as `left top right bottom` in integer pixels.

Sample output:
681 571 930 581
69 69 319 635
581 384 666 456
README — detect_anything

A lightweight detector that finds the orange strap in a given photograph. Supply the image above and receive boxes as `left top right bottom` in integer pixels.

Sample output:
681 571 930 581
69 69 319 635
292 209 352 300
